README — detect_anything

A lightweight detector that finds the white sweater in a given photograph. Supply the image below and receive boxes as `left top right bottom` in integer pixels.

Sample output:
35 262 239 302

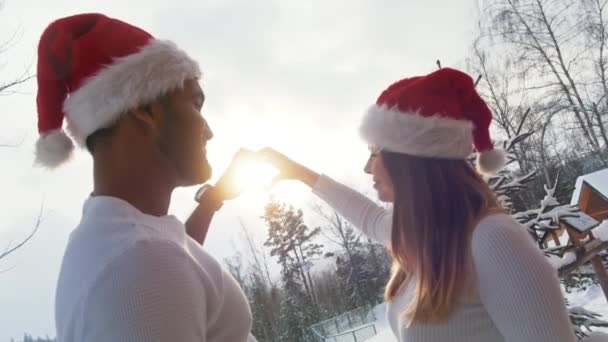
312 175 576 342
55 196 256 342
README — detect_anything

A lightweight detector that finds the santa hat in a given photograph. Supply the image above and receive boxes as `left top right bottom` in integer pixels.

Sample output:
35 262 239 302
359 67 505 175
35 13 201 168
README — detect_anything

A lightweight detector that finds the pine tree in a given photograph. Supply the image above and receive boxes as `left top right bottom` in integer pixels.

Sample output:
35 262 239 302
262 200 324 340
263 200 323 304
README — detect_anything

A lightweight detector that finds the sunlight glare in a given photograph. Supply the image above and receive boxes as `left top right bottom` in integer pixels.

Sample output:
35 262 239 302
232 159 279 194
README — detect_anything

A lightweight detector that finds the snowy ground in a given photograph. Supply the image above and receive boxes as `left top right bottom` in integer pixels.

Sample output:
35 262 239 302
366 284 608 342
567 284 608 336
367 303 396 342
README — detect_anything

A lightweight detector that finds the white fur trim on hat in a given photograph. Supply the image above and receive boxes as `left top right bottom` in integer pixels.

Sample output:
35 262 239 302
63 39 201 146
476 148 506 175
359 104 474 159
35 129 74 168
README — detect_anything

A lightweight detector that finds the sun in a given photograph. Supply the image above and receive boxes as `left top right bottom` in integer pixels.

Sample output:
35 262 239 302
231 159 279 194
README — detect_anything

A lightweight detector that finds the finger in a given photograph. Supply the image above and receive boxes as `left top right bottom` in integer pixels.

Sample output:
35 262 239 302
271 173 287 185
230 149 257 166
257 147 283 164
235 148 256 159
257 147 274 154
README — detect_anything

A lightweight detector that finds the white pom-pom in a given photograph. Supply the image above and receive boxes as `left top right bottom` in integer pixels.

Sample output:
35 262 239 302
476 148 506 176
35 129 74 168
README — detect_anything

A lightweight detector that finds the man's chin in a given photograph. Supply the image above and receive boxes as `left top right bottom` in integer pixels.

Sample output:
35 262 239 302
178 163 212 187
196 163 213 184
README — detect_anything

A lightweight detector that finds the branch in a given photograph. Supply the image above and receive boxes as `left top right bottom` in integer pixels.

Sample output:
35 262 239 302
474 74 483 87
0 134 26 148
516 108 532 135
0 204 44 260
0 73 34 95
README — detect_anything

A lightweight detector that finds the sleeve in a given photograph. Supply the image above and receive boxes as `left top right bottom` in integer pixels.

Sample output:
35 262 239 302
471 216 576 342
312 174 392 246
83 239 208 342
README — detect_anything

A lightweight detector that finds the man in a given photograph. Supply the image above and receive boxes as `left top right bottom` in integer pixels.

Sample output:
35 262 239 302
35 13 256 341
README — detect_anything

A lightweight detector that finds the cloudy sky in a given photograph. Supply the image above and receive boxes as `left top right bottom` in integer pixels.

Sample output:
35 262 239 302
0 0 480 339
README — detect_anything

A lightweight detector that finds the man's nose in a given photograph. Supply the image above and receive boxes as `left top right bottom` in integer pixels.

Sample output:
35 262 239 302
364 156 372 174
202 119 213 140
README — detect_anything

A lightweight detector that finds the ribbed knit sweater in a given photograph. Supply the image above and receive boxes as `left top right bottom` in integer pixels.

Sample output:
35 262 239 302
312 175 576 342
55 196 257 342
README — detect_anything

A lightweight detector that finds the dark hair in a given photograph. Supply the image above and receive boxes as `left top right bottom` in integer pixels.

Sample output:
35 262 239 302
85 125 117 154
381 152 499 322
84 100 165 154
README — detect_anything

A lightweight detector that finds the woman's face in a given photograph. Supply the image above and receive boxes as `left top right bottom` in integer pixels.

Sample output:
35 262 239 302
364 145 395 202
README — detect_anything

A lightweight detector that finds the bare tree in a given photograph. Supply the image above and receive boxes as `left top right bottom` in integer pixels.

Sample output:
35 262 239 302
311 203 361 260
481 0 604 154
237 217 274 288
468 39 542 174
581 0 608 149
224 252 246 288
0 1 33 99
0 0 37 264
0 205 43 266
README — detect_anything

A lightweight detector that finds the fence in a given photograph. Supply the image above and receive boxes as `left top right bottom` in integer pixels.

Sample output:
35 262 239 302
310 305 376 336
320 324 377 342
304 305 378 342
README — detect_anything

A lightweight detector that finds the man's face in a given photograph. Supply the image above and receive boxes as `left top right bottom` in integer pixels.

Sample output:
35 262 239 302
157 79 213 187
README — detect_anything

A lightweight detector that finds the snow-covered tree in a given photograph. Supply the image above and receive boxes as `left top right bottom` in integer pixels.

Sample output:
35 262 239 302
512 171 581 248
568 306 608 339
482 132 537 211
473 128 608 339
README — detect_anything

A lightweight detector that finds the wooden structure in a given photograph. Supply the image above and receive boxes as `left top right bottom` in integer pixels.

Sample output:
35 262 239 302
565 169 608 302
561 212 601 244
571 169 608 220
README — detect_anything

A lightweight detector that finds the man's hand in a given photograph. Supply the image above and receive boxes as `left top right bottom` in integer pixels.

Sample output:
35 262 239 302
213 148 258 202
186 148 257 245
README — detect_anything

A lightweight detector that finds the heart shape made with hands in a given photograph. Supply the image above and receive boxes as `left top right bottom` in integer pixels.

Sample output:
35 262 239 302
229 156 280 193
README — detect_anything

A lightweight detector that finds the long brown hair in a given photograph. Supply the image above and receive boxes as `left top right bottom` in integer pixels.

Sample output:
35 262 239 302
382 152 499 322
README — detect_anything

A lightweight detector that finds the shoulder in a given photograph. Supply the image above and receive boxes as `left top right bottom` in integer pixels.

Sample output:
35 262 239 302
83 237 225 314
89 237 225 300
471 213 534 251
95 238 203 287
470 212 550 273
80 238 214 339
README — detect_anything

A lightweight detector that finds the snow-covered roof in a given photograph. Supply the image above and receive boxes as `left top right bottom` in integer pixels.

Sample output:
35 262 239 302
570 168 608 205
561 212 599 233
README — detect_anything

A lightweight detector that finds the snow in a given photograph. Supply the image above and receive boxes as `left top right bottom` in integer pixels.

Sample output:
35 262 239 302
515 203 580 236
360 287 608 342
546 252 577 269
367 328 396 342
594 220 608 242
571 168 608 205
367 303 397 342
582 332 608 341
567 284 608 338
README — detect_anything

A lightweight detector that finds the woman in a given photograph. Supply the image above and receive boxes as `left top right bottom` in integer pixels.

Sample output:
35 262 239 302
261 68 576 341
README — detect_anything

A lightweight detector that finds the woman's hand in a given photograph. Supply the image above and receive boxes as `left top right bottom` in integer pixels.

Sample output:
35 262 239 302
258 147 320 188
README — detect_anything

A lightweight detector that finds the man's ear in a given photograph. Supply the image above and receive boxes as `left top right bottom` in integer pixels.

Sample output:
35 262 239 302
131 100 163 130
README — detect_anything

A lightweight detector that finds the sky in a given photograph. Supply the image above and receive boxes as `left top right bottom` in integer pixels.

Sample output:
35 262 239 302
0 0 480 339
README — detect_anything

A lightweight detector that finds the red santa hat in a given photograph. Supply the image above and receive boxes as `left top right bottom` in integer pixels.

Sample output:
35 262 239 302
35 13 201 167
359 67 505 175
